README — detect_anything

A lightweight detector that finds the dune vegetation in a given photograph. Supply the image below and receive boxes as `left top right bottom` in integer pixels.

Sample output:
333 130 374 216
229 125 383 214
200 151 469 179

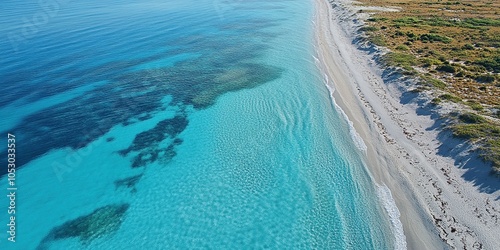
356 0 500 174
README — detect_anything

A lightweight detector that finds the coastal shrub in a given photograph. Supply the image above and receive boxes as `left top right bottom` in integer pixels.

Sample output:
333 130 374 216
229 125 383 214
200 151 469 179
395 31 405 37
482 139 500 174
452 123 500 172
438 56 449 63
407 37 418 42
369 35 386 46
395 45 409 51
367 17 388 22
439 93 462 103
394 17 423 26
449 48 468 58
431 97 442 105
430 79 445 88
436 64 457 73
420 58 442 67
462 43 474 50
406 32 417 38
465 101 484 111
401 66 417 75
475 74 496 83
473 56 500 73
384 52 416 67
413 17 500 30
463 18 500 27
420 33 453 43
421 75 446 89
424 17 458 27
458 112 486 124
467 65 486 73
429 28 439 34
360 26 378 32
452 124 486 138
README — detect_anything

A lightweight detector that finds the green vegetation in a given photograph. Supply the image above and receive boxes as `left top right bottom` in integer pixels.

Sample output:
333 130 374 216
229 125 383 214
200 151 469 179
474 74 496 83
420 74 446 89
458 112 486 124
453 123 495 138
466 101 484 111
463 18 500 28
359 1 499 96
369 35 387 46
359 0 500 174
473 56 500 73
483 141 500 174
360 26 379 32
367 17 388 22
382 52 420 74
452 113 500 173
393 16 500 30
395 45 409 51
431 97 442 105
420 57 442 67
383 52 416 67
453 122 499 144
436 64 457 73
419 33 452 43
393 17 423 26
462 43 475 50
439 94 462 103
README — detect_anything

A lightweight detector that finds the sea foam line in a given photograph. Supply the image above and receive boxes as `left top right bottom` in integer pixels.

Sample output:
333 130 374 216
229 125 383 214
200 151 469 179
322 73 367 152
376 184 407 250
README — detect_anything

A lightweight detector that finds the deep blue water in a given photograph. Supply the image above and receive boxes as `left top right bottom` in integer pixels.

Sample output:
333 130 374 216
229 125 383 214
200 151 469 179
0 0 397 249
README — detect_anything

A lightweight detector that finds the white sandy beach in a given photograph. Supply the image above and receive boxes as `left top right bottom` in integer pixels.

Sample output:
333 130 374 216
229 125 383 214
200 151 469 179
314 0 500 249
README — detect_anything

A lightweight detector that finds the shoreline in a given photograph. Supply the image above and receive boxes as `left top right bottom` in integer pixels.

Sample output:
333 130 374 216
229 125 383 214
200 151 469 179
313 0 500 249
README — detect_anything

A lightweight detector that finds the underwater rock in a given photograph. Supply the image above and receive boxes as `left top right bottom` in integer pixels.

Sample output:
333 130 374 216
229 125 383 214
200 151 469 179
37 204 130 249
191 63 282 108
114 174 143 189
118 114 187 168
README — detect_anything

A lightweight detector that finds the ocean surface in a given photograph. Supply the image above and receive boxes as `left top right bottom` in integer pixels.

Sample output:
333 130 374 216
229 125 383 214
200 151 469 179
0 0 397 249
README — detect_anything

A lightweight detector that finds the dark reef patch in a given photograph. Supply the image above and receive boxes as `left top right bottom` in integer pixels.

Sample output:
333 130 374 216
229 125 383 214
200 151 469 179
130 115 188 152
119 114 188 168
115 174 143 192
190 64 283 108
172 138 183 145
37 204 130 249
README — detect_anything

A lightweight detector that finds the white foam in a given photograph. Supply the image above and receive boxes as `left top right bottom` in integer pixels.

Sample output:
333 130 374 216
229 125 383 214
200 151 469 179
322 73 367 152
312 55 320 63
376 184 407 250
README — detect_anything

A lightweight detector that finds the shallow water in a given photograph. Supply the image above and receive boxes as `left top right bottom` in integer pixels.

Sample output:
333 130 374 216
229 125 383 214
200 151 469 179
0 0 395 248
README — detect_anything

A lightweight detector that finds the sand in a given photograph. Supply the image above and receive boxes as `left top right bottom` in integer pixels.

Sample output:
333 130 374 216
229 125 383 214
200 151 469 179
313 0 500 249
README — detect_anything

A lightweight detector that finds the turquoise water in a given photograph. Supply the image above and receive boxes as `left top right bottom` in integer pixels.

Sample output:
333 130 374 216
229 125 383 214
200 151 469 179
0 0 395 249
